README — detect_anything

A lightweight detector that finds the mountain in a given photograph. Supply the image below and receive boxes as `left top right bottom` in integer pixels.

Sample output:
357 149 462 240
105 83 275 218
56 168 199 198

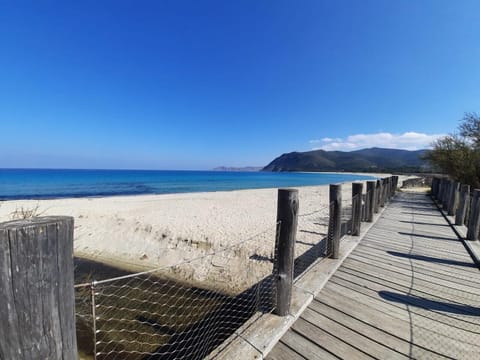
263 148 430 173
212 166 263 172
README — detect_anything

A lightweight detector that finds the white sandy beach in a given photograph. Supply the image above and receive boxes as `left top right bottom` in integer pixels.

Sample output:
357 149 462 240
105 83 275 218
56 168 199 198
0 174 412 294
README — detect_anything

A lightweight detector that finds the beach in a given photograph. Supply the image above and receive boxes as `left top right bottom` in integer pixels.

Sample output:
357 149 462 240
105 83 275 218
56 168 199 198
0 175 411 294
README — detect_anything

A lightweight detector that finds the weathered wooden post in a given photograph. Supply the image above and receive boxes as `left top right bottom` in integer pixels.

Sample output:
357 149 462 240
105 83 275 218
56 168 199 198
328 184 342 259
274 189 299 316
455 184 470 226
443 180 452 211
0 217 77 360
378 179 384 207
467 189 480 241
392 176 397 196
392 176 399 196
380 178 387 206
448 182 460 216
366 181 376 222
431 178 438 198
446 180 454 213
382 178 387 203
374 180 381 213
438 178 445 204
352 182 363 236
436 178 441 198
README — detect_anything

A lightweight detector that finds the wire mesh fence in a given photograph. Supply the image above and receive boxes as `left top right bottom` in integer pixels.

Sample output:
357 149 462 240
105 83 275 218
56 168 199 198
294 205 330 279
73 180 399 359
75 222 280 360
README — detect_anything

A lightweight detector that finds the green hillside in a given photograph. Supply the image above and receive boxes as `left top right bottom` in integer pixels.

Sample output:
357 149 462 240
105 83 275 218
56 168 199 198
263 148 429 173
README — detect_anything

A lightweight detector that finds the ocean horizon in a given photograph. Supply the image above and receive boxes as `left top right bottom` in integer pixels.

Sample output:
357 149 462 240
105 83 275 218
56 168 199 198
0 168 377 200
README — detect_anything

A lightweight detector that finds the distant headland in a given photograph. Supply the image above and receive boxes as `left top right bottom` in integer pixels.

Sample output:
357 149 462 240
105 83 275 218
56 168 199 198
262 147 430 173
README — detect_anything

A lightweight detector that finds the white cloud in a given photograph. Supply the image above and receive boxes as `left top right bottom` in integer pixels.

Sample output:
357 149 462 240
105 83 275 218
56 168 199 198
310 132 445 151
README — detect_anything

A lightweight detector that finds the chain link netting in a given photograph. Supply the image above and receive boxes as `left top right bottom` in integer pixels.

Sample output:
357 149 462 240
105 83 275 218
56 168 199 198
75 222 279 360
73 180 400 359
294 205 330 279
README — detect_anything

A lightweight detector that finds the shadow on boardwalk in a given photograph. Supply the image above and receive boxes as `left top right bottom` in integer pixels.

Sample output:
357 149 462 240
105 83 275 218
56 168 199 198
388 251 478 268
379 291 480 316
267 191 480 360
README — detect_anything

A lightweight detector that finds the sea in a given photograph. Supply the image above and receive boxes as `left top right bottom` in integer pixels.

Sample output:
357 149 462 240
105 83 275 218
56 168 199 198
0 169 377 200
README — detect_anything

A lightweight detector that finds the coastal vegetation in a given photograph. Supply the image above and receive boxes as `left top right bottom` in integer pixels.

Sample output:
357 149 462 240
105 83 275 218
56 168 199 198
263 147 429 173
424 113 480 187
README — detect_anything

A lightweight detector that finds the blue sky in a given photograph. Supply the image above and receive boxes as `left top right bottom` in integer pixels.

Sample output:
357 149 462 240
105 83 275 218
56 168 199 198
1 1 479 169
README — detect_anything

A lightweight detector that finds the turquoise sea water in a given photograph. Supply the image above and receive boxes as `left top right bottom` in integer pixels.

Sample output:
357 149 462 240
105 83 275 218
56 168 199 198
0 169 376 200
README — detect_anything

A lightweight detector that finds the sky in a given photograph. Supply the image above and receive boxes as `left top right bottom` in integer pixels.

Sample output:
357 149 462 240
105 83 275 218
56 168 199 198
0 0 479 170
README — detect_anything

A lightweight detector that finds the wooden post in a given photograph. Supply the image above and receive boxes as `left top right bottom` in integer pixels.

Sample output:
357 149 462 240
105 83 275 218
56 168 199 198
431 178 438 198
378 179 385 207
392 176 399 196
382 178 388 206
0 216 77 360
383 178 389 203
274 189 299 316
448 182 460 216
374 180 381 213
443 180 452 211
366 181 376 222
436 178 441 198
467 189 480 241
445 180 452 208
455 184 470 226
438 179 445 204
328 184 342 259
352 182 363 236
436 178 441 197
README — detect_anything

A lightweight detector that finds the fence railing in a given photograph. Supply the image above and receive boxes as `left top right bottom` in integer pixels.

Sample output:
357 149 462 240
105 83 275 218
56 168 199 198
0 175 399 360
431 177 480 241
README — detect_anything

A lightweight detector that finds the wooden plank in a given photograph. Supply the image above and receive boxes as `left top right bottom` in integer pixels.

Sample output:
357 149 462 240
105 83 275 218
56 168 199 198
300 308 408 360
334 268 480 325
353 246 480 279
330 273 480 332
307 299 447 359
354 242 478 271
265 341 307 360
291 318 374 360
355 241 467 264
338 264 480 315
314 291 480 358
365 227 463 244
359 229 467 251
280 328 338 360
323 281 480 344
267 192 480 360
339 260 480 308
350 251 480 288
345 254 480 294
358 240 470 262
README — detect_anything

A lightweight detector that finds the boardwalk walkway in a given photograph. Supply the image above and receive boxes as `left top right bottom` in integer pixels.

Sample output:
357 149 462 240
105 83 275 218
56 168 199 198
267 191 480 359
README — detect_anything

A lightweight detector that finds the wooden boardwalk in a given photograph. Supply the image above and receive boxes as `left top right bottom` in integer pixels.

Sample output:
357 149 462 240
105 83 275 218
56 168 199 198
267 191 480 359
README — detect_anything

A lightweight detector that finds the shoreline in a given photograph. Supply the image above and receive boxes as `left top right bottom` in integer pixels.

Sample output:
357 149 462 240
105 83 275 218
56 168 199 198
0 170 379 201
0 174 413 294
